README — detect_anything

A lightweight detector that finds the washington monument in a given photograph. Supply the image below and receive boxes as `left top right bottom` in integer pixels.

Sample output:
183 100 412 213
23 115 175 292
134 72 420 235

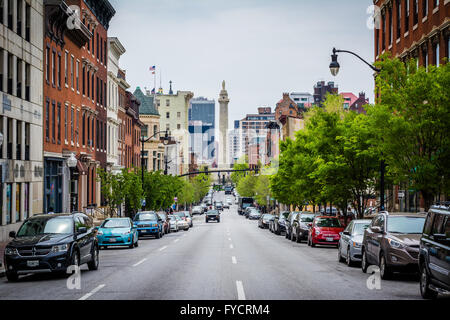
218 80 230 167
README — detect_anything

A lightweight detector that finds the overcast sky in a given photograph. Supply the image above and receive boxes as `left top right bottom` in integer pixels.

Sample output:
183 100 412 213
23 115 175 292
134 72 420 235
108 0 375 127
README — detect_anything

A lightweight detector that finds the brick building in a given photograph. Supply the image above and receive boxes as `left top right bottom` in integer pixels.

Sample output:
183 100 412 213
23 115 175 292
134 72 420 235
43 0 115 213
275 93 301 121
340 92 370 114
125 91 143 168
313 81 338 107
374 0 449 67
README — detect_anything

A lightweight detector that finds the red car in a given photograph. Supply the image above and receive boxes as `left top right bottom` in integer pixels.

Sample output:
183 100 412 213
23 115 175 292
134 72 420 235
308 216 344 247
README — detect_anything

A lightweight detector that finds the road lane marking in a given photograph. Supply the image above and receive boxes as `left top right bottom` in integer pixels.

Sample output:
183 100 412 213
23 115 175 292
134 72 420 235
79 284 105 301
232 256 237 264
236 281 246 300
230 244 234 249
159 246 168 252
132 258 147 267
228 237 232 241
173 239 179 243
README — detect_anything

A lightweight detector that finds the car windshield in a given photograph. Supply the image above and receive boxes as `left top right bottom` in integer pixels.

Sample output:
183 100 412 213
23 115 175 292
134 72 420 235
208 211 219 215
17 217 74 237
158 213 167 220
263 215 274 219
315 218 342 228
280 212 290 220
174 212 185 217
301 214 315 222
353 223 370 235
135 213 158 221
243 203 252 208
387 216 426 234
101 219 130 229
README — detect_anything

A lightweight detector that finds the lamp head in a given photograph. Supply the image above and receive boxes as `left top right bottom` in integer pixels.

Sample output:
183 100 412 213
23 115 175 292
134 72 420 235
67 153 77 168
330 52 340 77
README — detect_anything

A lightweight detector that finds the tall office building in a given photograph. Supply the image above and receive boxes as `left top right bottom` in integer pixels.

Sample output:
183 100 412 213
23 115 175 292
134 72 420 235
189 97 215 165
0 0 44 241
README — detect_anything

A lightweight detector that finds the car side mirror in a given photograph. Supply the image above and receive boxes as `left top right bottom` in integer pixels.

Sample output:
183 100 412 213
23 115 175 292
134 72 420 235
77 227 87 234
343 231 351 236
371 226 382 233
9 231 16 238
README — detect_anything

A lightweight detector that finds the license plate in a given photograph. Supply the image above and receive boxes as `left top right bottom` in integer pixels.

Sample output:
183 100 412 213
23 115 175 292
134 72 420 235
27 260 39 268
326 237 334 242
141 230 147 233
109 238 117 242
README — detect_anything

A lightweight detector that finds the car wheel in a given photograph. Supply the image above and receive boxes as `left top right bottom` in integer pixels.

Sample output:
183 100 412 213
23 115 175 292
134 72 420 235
420 265 438 299
310 238 316 247
129 237 135 249
290 230 295 242
296 231 301 243
69 249 80 274
338 245 345 263
285 231 289 239
87 245 99 271
134 240 139 248
379 254 391 280
346 247 354 267
156 231 161 239
185 227 189 231
361 249 369 273
6 271 18 282
307 236 311 246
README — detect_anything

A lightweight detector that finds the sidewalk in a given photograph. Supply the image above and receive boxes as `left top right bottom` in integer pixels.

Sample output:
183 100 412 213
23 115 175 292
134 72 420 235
0 241 7 277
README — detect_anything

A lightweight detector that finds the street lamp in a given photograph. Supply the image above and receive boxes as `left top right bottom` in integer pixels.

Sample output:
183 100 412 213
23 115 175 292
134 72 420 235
67 153 78 213
329 47 385 211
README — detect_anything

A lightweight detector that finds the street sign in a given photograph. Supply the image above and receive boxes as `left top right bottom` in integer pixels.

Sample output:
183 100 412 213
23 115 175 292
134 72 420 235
398 191 405 199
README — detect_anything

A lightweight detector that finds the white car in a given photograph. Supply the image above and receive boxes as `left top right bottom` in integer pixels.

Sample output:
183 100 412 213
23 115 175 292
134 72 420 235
168 215 179 232
175 215 189 231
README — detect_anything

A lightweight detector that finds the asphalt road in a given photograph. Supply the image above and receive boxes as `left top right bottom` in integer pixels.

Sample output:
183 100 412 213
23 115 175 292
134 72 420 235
0 192 431 300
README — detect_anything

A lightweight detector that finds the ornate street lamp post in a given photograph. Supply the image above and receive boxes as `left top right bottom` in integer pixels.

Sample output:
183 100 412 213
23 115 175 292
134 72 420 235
329 48 386 212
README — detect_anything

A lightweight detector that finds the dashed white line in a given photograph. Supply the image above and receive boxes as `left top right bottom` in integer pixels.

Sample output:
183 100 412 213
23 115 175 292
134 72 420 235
232 256 237 264
230 244 234 249
132 258 147 267
236 281 246 300
159 246 168 252
228 237 232 241
79 284 105 301
173 239 180 243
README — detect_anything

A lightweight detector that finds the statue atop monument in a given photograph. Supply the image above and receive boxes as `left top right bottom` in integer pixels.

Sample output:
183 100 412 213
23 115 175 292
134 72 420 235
222 80 225 90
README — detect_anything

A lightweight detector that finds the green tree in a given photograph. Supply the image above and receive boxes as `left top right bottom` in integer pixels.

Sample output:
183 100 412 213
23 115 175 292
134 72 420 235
236 174 258 197
122 168 144 217
97 168 125 217
370 55 450 210
231 155 249 185
255 175 271 207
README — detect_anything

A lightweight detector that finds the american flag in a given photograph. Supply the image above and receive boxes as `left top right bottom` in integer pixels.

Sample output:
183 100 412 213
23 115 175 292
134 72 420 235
149 66 156 71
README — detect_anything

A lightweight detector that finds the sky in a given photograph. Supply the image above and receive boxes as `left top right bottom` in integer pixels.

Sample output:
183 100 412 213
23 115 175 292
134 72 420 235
108 0 375 127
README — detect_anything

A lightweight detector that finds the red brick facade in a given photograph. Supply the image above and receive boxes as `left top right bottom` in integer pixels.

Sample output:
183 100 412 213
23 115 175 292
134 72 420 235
275 93 302 121
43 0 114 213
374 0 449 66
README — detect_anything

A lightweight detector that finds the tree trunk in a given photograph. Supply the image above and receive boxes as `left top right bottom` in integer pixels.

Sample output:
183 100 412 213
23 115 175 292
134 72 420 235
420 190 434 212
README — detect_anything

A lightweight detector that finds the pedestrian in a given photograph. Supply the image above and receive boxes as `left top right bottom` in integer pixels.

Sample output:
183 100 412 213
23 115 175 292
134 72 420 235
48 207 55 215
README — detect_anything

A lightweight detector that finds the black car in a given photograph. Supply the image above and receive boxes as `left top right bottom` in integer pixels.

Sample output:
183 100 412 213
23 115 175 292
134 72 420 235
285 212 300 240
206 210 221 223
291 212 315 243
270 211 290 235
259 214 275 229
3 213 99 282
419 203 450 299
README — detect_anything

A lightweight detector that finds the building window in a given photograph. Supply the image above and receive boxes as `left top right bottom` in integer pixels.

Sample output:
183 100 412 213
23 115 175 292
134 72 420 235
52 50 55 86
82 65 85 95
24 183 29 220
45 99 50 141
64 104 68 143
388 7 393 45
15 183 21 222
405 0 410 32
52 101 56 143
177 112 181 118
6 184 12 224
57 103 61 143
25 3 30 41
422 0 428 17
82 113 85 146
166 112 170 119
71 108 74 143
413 0 418 25
382 13 386 50
57 53 61 88
71 56 74 89
64 52 68 86
177 124 181 130
166 99 170 106
76 60 79 92
17 0 22 36
434 43 440 67
46 46 50 83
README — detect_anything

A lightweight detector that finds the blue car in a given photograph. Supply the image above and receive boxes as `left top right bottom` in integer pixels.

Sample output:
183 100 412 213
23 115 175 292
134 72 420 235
96 218 139 249
133 211 164 239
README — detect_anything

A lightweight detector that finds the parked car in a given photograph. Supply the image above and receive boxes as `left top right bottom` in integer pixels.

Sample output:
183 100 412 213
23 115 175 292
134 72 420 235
157 212 171 234
192 206 203 215
184 212 193 228
270 211 290 235
200 203 208 213
206 210 221 223
174 212 191 229
174 215 190 231
4 213 99 282
97 218 139 249
168 215 180 232
320 207 339 216
285 212 300 240
133 211 164 239
259 214 275 229
308 216 344 247
361 212 426 280
223 201 230 209
291 212 315 243
419 203 450 299
248 209 262 220
243 207 255 219
338 219 371 266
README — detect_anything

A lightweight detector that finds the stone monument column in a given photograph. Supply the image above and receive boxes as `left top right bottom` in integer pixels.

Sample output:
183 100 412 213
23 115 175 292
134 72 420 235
218 80 230 167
